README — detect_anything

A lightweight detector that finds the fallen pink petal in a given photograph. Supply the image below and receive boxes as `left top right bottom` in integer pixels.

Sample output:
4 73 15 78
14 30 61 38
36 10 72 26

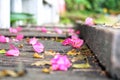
85 17 94 26
32 42 44 53
16 27 23 32
29 37 38 45
9 28 18 33
54 28 63 34
62 38 72 46
41 27 47 33
51 54 71 71
0 35 8 43
6 44 20 56
16 34 24 41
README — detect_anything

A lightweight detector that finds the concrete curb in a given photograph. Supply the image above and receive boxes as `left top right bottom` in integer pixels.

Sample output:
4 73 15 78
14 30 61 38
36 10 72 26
75 23 120 79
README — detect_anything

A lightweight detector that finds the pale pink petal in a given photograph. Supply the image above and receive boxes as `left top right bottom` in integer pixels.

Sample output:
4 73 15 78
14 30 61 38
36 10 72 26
16 27 23 32
9 28 18 33
29 37 38 45
16 34 24 41
32 42 44 53
54 28 63 34
85 17 94 26
5 37 10 43
6 49 20 56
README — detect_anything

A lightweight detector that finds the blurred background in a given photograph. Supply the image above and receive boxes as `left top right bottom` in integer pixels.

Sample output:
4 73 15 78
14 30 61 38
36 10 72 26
0 0 120 28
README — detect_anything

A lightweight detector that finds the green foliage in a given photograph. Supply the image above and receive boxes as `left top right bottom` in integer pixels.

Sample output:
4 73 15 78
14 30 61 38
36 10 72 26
10 12 36 26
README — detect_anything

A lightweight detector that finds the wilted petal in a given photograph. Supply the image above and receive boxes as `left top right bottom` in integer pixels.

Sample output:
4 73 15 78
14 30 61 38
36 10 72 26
29 37 38 45
32 42 44 53
85 17 94 26
54 28 63 34
16 34 24 41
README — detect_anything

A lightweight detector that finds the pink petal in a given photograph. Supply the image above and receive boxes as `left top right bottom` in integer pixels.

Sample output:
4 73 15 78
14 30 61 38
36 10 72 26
85 17 94 26
16 27 23 32
71 39 84 48
6 49 20 56
16 34 24 41
0 35 7 43
41 27 47 33
9 28 18 33
54 28 63 34
29 37 38 45
32 42 44 53
51 54 71 71
62 38 72 46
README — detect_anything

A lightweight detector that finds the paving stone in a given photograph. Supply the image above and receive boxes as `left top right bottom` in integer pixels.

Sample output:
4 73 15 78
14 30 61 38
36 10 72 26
75 23 120 79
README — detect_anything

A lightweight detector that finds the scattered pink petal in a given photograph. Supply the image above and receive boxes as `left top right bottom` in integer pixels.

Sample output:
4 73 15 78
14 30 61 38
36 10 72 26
71 38 84 48
41 27 47 33
67 28 75 34
0 35 9 43
29 37 38 45
16 27 23 32
85 17 94 26
16 34 24 41
32 42 44 53
9 28 18 33
54 28 63 34
6 49 20 56
62 35 84 48
36 27 41 31
51 54 71 71
6 44 20 56
62 38 72 46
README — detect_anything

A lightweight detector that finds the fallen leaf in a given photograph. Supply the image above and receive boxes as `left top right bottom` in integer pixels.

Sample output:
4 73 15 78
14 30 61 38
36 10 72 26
0 49 6 54
18 44 24 48
44 50 56 56
67 49 78 56
72 63 91 69
33 53 44 58
71 55 86 62
42 68 51 74
31 61 51 66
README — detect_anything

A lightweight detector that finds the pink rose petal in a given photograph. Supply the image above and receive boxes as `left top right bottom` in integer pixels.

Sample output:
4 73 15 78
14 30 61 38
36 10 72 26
0 35 9 43
32 42 44 53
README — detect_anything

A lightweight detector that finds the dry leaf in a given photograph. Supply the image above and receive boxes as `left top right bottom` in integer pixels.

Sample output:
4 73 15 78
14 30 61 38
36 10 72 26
71 55 86 62
72 63 91 69
0 49 6 54
18 44 24 48
42 68 51 74
67 49 80 56
33 53 44 58
44 50 56 56
31 60 51 66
